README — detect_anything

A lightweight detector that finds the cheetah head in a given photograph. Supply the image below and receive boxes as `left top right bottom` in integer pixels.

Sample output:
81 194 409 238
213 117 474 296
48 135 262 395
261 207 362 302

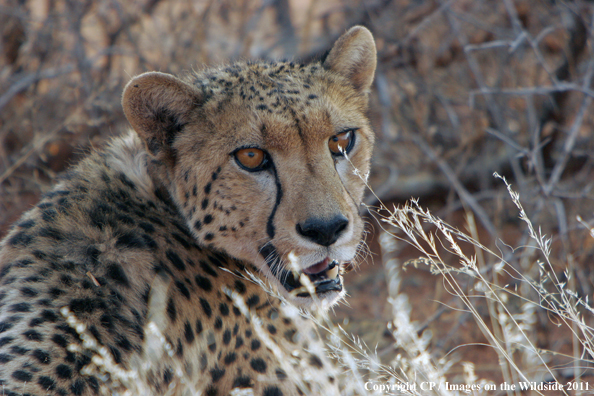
122 26 376 308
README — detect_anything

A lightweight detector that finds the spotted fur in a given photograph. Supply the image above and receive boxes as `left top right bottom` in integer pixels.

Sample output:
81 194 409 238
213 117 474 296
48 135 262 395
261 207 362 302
0 27 376 395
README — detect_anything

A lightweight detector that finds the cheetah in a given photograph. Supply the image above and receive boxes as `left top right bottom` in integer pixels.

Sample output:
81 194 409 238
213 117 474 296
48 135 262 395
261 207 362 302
0 26 376 395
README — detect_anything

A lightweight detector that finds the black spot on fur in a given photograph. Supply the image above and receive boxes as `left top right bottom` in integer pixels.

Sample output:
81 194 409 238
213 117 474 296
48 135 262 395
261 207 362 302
86 246 101 265
147 216 165 227
195 319 203 335
154 187 177 209
204 182 211 194
263 387 284 396
20 287 39 297
234 280 246 294
0 322 13 333
52 334 68 348
235 336 244 349
9 302 31 313
109 345 122 364
166 250 186 271
11 370 32 382
175 280 191 299
10 345 29 355
38 376 56 390
200 298 212 317
276 368 287 380
284 329 297 343
184 321 194 344
195 274 212 292
210 366 226 382
246 295 260 308
204 233 214 241
251 339 261 351
0 353 12 363
138 222 155 233
56 364 73 379
24 330 43 341
18 219 35 229
153 261 172 277
117 173 136 189
115 233 145 249
223 329 231 345
87 376 100 393
8 232 32 247
89 203 116 229
41 208 58 222
206 386 218 396
233 375 252 388
194 219 202 230
219 303 229 316
163 368 173 385
42 309 59 322
49 287 64 298
175 338 183 357
214 317 223 330
308 353 324 368
221 352 236 367
32 349 51 364
38 226 64 240
0 265 12 281
142 234 158 250
167 297 177 322
199 261 218 277
71 378 86 395
116 335 132 351
250 357 267 373
70 298 101 315
172 233 190 249
201 199 209 209
106 263 129 287
38 202 53 209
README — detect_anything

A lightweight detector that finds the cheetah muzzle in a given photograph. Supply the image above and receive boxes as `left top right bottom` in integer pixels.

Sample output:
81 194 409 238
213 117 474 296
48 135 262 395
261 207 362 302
0 26 376 396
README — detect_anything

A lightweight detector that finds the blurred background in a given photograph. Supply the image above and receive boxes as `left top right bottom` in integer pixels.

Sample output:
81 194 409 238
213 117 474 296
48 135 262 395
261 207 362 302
1 0 594 389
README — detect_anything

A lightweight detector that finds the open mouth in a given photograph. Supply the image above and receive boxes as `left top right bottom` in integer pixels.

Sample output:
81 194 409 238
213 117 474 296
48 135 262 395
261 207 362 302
260 245 345 298
282 257 343 298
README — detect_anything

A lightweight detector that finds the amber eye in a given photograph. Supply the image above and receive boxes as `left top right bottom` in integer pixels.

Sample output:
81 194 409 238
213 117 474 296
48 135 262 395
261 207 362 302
328 131 355 155
234 148 269 171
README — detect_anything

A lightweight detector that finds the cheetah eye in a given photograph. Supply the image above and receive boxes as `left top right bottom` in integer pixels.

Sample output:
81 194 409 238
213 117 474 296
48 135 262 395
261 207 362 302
328 130 355 156
234 147 270 171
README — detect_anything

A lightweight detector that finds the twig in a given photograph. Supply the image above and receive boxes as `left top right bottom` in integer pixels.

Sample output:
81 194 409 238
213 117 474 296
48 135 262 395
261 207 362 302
411 134 497 237
0 93 97 186
469 83 594 101
543 25 594 196
0 65 74 111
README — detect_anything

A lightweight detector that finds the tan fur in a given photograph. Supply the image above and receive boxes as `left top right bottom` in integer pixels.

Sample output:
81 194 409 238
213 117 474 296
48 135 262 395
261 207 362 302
0 27 376 395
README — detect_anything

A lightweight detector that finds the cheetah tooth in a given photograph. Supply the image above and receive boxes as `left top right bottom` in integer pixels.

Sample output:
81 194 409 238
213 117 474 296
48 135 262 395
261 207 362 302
327 264 339 279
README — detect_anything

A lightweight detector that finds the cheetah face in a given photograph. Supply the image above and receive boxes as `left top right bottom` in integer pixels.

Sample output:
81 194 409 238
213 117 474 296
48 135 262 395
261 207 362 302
122 27 376 308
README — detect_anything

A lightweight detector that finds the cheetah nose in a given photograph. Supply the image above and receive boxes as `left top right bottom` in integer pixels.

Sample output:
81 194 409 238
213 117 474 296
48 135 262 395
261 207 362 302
296 215 348 247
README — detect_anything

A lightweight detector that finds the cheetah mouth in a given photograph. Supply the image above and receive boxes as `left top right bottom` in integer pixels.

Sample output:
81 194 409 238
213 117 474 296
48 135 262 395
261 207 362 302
260 245 344 297
283 258 343 298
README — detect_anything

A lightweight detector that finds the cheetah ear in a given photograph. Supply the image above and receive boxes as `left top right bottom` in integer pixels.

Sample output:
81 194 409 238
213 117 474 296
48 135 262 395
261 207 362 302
323 26 377 94
122 72 202 158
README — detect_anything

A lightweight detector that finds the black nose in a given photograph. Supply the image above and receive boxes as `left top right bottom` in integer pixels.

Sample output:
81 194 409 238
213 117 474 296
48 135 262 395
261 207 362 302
296 215 349 247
